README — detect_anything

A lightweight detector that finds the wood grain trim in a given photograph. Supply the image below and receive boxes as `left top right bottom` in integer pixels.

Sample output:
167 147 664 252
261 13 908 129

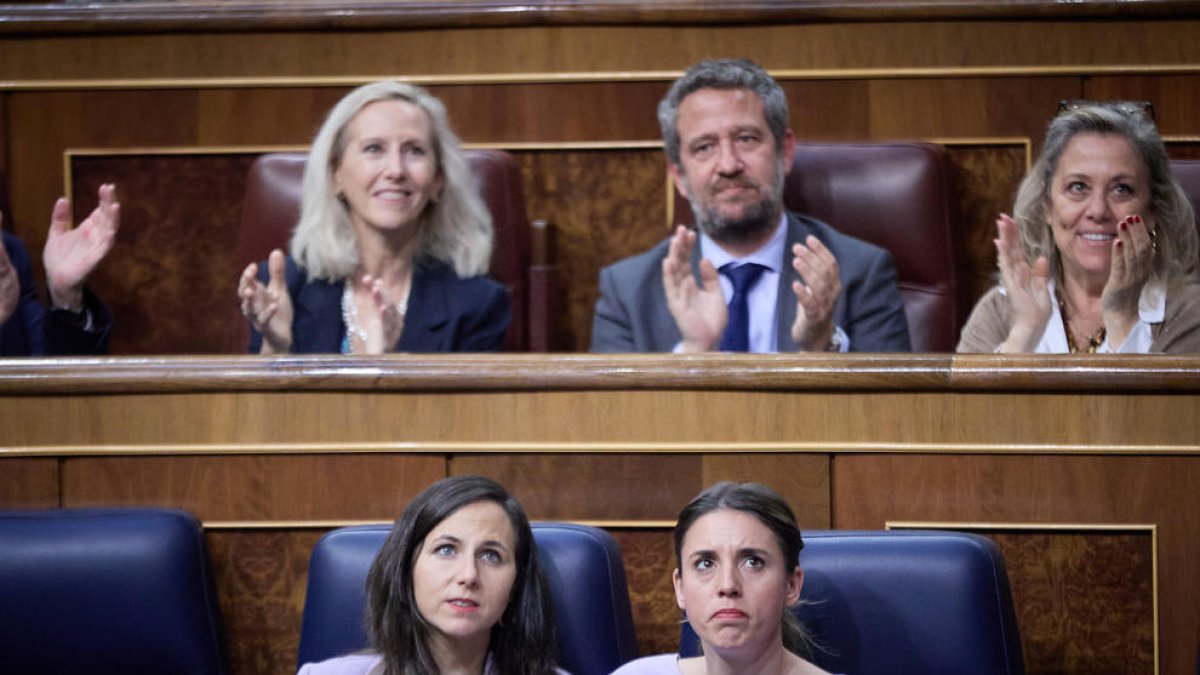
3 354 1200 394
10 64 1200 92
5 441 1200 458
201 518 675 530
65 142 662 156
1 1 1196 36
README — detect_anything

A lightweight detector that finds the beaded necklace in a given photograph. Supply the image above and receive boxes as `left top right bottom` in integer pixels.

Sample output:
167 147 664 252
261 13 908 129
1056 289 1105 354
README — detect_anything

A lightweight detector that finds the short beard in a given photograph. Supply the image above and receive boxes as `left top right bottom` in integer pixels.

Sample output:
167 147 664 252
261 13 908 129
686 161 786 248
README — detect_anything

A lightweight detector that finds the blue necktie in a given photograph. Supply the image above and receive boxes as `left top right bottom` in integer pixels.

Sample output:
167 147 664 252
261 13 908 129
718 262 767 352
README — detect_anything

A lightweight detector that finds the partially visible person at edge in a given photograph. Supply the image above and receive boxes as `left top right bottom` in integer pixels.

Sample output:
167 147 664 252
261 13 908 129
958 101 1200 353
238 80 510 354
610 481 839 675
297 475 568 675
0 183 118 355
590 58 909 354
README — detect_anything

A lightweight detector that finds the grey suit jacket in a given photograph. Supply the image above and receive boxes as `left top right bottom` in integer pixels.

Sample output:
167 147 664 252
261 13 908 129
590 213 911 352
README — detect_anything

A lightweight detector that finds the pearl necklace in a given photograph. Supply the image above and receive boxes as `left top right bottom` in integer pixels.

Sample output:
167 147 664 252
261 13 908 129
341 280 408 354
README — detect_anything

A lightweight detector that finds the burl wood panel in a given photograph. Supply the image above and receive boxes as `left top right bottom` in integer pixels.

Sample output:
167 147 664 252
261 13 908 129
207 529 325 675
833 454 1200 675
0 458 59 508
989 530 1155 675
514 149 667 352
62 454 445 520
70 154 254 353
610 529 679 656
947 144 1028 308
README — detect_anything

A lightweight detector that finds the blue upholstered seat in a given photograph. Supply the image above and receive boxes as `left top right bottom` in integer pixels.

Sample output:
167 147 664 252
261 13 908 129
0 508 228 674
680 530 1025 675
298 522 638 675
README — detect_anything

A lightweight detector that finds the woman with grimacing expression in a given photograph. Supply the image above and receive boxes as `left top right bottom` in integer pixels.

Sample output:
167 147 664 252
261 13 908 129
297 476 566 675
958 101 1200 354
238 80 510 355
611 482 838 675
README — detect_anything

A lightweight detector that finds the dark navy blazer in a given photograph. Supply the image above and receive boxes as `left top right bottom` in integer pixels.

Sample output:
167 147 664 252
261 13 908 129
0 231 111 356
249 254 511 353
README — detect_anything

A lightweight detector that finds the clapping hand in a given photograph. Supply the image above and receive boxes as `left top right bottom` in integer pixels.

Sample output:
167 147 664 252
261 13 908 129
661 225 726 352
43 183 120 311
357 275 405 354
994 213 1052 353
238 249 293 354
1101 214 1155 347
788 235 841 351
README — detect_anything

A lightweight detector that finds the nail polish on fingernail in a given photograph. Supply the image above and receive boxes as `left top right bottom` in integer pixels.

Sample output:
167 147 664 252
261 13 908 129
1117 240 1124 248
1120 222 1127 231
1135 215 1142 223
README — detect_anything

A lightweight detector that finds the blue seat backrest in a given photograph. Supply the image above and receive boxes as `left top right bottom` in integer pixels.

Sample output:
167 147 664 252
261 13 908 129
298 522 638 675
0 508 228 675
680 530 1025 675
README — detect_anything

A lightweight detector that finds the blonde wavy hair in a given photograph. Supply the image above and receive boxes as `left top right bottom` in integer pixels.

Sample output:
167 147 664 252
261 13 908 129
1012 102 1198 285
289 80 493 281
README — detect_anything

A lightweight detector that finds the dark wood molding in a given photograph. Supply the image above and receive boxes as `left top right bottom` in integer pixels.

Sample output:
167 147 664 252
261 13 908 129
2 354 1198 393
1 0 1197 36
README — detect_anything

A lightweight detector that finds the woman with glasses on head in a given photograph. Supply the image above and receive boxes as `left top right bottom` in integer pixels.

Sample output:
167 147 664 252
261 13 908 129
958 101 1200 354
611 482 837 675
238 80 510 354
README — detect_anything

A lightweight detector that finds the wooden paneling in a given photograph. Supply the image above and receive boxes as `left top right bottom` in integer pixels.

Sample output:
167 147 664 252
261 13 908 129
0 458 58 507
6 370 1200 449
1085 74 1200 135
451 453 830 526
610 529 679 656
700 454 831 529
514 149 667 351
10 21 1200 82
989 530 1155 675
7 1 1200 36
71 154 255 354
207 529 323 675
452 453 700 520
947 144 1028 306
833 454 1200 675
62 454 444 520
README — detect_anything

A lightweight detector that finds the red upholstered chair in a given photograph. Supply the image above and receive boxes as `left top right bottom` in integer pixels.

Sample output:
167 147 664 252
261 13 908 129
672 142 961 352
236 150 559 352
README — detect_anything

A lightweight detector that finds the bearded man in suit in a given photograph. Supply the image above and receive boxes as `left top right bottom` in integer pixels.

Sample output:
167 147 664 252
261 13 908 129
591 59 910 353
